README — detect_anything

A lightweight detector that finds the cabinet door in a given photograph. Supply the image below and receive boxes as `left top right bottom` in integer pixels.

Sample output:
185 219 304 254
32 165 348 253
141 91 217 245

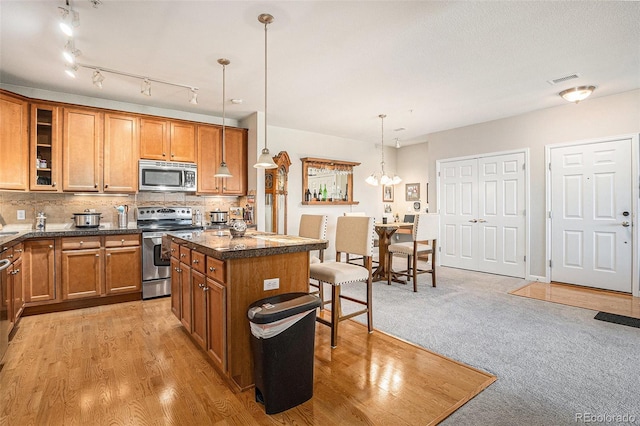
191 270 207 350
62 248 102 299
140 118 169 161
170 257 181 320
196 125 222 194
170 121 196 163
10 258 23 324
206 277 226 371
105 246 141 294
221 127 247 195
30 103 62 191
0 92 29 190
180 261 192 330
62 107 103 192
104 113 139 193
24 240 57 303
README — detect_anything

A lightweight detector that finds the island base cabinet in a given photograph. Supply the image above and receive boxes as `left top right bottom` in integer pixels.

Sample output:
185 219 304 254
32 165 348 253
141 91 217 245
170 257 181 320
191 270 207 350
206 278 226 372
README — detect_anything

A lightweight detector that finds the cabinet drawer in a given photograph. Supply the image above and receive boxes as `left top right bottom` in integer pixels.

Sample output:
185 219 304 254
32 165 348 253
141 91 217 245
1 246 13 261
191 250 206 274
206 256 225 283
170 241 180 259
105 234 140 247
12 243 23 261
62 236 101 250
179 245 191 264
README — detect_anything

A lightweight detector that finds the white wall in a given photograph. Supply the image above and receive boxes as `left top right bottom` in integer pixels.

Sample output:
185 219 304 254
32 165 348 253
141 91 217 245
416 89 640 277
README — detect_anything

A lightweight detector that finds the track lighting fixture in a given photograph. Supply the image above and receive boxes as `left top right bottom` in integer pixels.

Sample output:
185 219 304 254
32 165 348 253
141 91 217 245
64 63 78 78
62 39 81 64
58 6 79 37
214 59 233 178
253 13 278 169
141 78 151 96
189 88 198 105
92 69 104 88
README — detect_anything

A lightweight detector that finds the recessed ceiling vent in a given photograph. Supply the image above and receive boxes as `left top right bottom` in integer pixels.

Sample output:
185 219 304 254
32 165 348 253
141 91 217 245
547 73 580 85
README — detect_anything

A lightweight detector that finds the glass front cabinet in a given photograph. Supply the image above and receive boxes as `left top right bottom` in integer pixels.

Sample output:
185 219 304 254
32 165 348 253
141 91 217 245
30 103 61 191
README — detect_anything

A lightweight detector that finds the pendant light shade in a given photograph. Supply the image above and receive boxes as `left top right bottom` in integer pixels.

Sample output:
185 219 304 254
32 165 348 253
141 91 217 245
366 114 401 186
214 58 233 178
253 13 278 169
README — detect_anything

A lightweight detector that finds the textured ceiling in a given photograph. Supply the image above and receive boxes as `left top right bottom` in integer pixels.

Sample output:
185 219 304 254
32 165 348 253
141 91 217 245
1 1 639 146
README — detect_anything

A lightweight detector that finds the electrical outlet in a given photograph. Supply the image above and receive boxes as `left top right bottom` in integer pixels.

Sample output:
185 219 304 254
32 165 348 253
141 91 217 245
263 278 280 291
17 210 25 220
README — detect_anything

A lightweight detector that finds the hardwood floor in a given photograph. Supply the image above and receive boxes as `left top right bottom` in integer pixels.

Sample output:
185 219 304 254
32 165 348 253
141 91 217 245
511 282 640 319
0 298 494 425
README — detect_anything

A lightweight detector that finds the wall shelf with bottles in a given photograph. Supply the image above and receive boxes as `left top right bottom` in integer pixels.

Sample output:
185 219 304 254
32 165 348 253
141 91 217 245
301 157 360 205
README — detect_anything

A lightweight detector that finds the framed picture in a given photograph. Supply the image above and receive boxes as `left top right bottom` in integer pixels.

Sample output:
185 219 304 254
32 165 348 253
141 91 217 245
405 183 420 201
382 185 394 202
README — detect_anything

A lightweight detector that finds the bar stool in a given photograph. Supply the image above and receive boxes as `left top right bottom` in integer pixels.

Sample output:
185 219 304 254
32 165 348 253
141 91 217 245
387 213 439 292
299 214 328 305
310 216 375 348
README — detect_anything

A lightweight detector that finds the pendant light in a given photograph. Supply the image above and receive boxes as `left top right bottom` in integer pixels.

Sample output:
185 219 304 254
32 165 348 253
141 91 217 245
253 13 278 169
366 114 401 186
214 58 233 178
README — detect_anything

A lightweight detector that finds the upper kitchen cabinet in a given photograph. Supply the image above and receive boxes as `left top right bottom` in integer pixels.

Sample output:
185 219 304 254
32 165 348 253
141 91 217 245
196 125 247 195
103 112 139 193
30 103 62 191
62 107 103 192
0 91 29 190
140 118 196 163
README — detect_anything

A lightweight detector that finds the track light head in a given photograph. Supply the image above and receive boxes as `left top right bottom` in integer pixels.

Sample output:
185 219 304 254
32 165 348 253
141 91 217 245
189 88 198 105
59 7 79 37
92 70 105 88
141 79 151 96
63 39 81 64
65 64 78 78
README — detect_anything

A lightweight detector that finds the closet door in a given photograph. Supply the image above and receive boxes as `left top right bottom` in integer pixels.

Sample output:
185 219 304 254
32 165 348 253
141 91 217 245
440 152 526 278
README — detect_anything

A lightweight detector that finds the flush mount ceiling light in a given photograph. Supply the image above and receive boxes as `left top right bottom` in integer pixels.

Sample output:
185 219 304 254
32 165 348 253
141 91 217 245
366 114 402 186
92 69 104 88
394 138 401 149
559 85 596 103
64 63 78 78
140 78 151 96
189 88 198 105
253 13 278 169
62 39 81 64
214 58 233 178
58 5 79 37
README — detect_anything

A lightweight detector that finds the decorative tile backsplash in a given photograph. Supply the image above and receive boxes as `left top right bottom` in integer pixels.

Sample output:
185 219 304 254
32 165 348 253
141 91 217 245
0 191 246 229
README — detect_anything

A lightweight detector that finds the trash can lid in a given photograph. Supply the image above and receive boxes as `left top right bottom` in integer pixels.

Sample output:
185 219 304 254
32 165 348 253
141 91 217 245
248 293 321 324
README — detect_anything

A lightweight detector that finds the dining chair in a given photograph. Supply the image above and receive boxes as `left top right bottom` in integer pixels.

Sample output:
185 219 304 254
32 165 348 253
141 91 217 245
310 216 375 348
299 214 328 306
387 213 439 292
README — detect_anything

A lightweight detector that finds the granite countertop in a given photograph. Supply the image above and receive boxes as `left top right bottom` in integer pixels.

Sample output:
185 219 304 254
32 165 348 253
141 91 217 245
0 226 143 248
167 229 328 260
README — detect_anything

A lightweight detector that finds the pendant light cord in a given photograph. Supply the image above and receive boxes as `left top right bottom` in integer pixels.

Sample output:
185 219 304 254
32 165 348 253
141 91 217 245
221 61 226 162
264 19 269 152
380 114 386 174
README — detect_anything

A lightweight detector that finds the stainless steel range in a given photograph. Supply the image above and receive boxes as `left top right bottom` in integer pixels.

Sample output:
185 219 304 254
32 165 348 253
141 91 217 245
137 206 202 299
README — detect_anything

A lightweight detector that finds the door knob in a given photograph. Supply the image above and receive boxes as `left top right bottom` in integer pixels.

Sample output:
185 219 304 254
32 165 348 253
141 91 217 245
478 219 487 223
622 221 630 227
468 219 478 223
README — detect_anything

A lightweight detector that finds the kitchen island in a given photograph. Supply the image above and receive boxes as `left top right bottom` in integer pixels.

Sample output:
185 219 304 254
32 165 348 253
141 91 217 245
167 229 327 392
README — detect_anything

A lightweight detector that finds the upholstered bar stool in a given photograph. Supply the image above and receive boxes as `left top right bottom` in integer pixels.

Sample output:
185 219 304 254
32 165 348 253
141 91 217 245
387 213 439 292
299 214 328 305
310 216 375 348
343 212 378 266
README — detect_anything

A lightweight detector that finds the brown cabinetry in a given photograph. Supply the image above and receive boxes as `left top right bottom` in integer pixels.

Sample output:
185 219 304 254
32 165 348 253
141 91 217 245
105 236 141 294
140 118 195 163
0 92 29 190
103 113 139 193
30 103 61 191
62 107 103 192
197 125 247 195
23 239 57 303
4 244 24 332
61 242 103 300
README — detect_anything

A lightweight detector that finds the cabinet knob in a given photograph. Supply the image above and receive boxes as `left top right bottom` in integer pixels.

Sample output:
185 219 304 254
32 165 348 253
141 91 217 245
192 259 199 264
198 283 205 289
209 266 216 272
106 253 111 257
171 154 175 158
203 286 210 292
80 241 84 245
170 248 175 252
52 182 56 187
95 254 99 257
105 184 109 188
121 239 125 244
49 245 53 249
7 254 13 259
11 269 20 275
94 183 98 188
16 249 23 253
162 152 166 156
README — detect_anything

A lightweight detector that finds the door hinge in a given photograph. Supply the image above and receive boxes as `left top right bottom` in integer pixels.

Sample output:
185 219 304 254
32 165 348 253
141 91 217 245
438 246 441 252
549 260 552 268
438 171 441 177
524 255 526 262
548 162 552 170
522 163 526 170
548 211 552 219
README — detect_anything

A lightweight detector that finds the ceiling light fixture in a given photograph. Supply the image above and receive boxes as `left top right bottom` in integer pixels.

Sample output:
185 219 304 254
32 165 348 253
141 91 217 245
140 78 151 96
214 58 233 178
92 69 104 88
62 39 81 64
253 13 278 169
189 88 198 105
64 63 78 78
559 85 596 103
58 5 79 37
394 138 401 149
366 114 401 186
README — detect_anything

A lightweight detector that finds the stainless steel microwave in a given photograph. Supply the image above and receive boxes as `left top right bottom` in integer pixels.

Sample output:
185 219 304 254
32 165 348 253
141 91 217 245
139 160 197 192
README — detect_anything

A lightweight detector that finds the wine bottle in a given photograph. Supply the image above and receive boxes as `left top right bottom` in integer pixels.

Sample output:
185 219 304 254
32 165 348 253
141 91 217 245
313 188 317 200
322 184 328 201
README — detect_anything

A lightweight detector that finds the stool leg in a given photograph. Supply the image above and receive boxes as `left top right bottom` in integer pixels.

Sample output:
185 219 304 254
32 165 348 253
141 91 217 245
412 253 418 292
431 243 437 287
367 276 373 333
318 281 325 309
331 285 340 348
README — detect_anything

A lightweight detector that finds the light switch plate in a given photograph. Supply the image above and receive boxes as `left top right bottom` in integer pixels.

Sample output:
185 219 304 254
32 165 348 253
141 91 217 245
17 210 25 220
264 278 280 291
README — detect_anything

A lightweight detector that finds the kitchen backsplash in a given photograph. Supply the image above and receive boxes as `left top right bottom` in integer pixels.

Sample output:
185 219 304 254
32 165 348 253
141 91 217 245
0 191 247 229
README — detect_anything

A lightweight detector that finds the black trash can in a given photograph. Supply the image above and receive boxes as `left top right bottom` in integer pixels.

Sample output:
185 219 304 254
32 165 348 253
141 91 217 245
248 292 321 414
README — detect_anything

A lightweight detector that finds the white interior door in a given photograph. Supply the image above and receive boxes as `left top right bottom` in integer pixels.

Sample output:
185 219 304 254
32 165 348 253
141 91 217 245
550 138 632 292
439 152 526 278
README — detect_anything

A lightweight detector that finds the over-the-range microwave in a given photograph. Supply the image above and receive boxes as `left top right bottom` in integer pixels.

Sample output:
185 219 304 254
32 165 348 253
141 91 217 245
139 160 197 192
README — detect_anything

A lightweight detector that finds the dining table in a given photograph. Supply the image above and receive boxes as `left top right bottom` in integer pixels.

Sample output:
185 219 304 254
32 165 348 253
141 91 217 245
372 221 414 281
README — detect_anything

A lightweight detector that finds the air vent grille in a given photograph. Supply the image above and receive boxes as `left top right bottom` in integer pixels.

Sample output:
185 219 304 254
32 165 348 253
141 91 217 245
547 73 580 85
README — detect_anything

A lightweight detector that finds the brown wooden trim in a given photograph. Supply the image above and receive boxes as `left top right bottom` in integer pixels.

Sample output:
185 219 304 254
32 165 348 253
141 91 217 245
22 291 141 316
